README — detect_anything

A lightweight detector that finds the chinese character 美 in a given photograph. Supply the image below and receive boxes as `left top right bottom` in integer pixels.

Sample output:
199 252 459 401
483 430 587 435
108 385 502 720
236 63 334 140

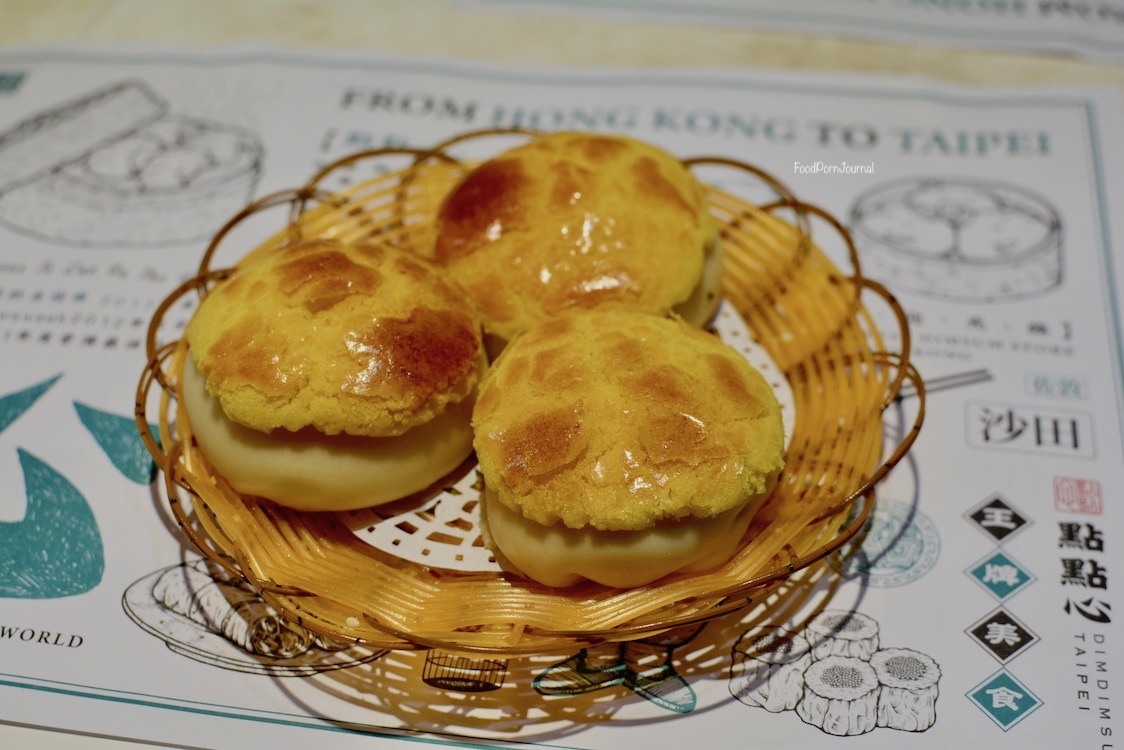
987 686 1024 711
985 622 1022 647
983 564 1022 587
1064 597 1112 624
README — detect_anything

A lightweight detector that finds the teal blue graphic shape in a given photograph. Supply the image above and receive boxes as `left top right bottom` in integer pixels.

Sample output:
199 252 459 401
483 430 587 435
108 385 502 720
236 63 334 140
0 449 105 598
75 401 158 484
0 374 61 435
967 669 1042 731
966 550 1036 602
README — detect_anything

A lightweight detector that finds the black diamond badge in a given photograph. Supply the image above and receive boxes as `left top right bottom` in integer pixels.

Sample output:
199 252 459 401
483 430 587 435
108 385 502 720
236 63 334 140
966 608 1039 664
965 493 1031 544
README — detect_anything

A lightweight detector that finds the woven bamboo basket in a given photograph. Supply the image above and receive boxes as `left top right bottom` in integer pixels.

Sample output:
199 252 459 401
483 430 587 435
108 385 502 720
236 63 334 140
136 129 924 658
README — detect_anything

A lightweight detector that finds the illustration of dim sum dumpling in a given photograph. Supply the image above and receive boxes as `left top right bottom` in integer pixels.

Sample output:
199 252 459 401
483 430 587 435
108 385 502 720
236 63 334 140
904 180 1003 222
151 559 317 657
433 132 720 351
473 310 784 588
181 238 486 511
956 206 1054 260
0 80 262 248
79 116 256 189
851 196 955 257
849 177 1062 302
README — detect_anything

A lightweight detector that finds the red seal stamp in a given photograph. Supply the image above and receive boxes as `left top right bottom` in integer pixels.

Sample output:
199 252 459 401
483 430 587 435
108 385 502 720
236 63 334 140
1053 477 1102 515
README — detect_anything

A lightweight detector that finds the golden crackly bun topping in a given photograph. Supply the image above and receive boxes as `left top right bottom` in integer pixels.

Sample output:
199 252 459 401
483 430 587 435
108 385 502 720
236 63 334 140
472 310 784 531
186 239 483 437
433 132 715 343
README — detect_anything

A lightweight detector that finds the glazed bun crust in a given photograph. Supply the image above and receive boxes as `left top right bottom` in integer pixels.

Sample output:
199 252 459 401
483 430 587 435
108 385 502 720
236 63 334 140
186 239 483 437
473 310 785 586
181 238 486 511
473 310 784 533
434 132 718 345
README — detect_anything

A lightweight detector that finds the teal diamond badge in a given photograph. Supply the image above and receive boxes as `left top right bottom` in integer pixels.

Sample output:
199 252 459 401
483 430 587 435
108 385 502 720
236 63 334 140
967 669 1042 731
966 550 1035 602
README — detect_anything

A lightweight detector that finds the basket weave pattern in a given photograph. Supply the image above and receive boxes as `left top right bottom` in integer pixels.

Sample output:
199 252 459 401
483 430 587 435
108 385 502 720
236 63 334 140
136 134 924 656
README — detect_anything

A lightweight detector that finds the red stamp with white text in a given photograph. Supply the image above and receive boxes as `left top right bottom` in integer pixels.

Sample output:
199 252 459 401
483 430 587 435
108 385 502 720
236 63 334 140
1053 477 1103 515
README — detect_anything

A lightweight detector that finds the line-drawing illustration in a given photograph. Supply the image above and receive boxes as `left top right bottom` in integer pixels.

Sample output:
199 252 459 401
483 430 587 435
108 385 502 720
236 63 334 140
849 177 1063 303
729 611 941 736
123 559 386 676
726 372 987 734
0 79 263 248
533 623 705 714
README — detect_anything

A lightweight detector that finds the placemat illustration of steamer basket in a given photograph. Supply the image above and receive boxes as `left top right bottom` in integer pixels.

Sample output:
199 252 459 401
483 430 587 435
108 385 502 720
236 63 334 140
0 79 263 248
849 177 1062 303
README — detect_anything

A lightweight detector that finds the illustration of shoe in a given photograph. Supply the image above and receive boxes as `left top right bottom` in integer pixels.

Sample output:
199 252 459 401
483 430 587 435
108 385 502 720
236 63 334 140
622 634 699 714
625 663 697 714
533 647 627 695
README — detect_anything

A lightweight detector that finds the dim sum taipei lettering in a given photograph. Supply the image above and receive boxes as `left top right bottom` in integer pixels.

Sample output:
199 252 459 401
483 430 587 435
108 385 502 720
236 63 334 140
892 127 1049 156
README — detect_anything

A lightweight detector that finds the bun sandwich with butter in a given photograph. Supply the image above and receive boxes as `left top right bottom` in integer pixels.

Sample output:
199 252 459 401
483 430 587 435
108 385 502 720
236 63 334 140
181 238 486 511
472 309 785 588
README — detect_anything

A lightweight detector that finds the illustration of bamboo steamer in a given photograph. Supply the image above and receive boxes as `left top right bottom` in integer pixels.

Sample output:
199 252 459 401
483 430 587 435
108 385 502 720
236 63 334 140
804 609 880 661
729 626 813 712
0 79 262 247
422 652 508 692
870 647 941 731
797 656 881 736
849 177 1062 303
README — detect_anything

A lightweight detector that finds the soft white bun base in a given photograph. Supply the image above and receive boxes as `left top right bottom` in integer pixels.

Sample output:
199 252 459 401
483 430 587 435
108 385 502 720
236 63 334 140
673 237 724 328
483 483 769 588
181 357 475 511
